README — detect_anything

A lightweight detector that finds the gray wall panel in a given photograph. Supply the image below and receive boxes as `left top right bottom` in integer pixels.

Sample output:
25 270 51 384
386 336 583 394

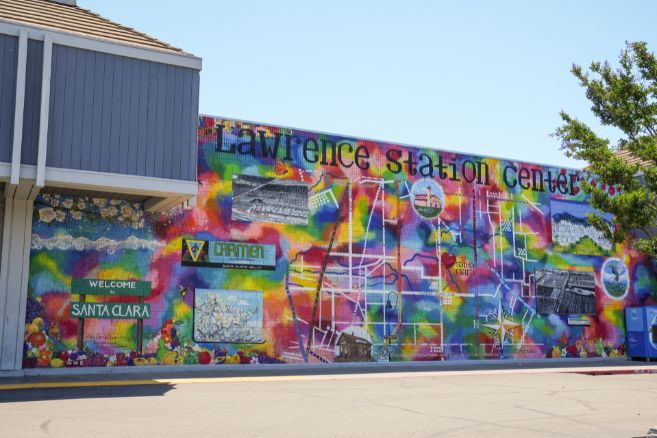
154 63 166 178
190 72 199 180
127 59 140 176
100 53 113 173
0 34 17 163
47 44 65 168
89 52 104 172
136 60 149 177
79 51 95 171
179 68 192 182
145 62 158 178
45 44 199 181
20 39 43 166
162 65 175 179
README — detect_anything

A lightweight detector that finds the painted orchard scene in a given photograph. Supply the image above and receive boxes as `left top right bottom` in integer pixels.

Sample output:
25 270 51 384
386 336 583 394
23 116 657 368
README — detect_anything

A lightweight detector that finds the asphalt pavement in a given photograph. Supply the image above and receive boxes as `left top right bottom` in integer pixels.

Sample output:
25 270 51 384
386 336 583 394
0 361 656 437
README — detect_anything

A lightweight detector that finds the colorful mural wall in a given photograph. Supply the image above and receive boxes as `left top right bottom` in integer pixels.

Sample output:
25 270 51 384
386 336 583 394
23 116 657 368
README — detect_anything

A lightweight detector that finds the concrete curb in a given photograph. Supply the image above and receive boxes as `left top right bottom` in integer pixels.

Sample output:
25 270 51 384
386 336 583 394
1 362 657 391
2 356 630 378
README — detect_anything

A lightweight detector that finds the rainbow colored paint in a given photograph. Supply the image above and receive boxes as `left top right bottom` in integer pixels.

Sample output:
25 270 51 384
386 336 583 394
22 116 657 368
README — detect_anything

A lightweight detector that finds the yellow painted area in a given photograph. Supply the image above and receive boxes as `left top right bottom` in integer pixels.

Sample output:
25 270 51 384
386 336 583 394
98 268 136 281
172 300 192 321
0 380 162 391
160 236 184 258
111 321 137 350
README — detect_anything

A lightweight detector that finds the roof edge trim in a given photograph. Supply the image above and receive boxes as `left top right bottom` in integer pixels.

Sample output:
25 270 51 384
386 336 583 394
0 19 202 70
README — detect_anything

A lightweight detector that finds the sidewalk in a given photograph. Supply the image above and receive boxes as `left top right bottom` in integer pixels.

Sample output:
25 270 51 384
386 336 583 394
1 357 656 391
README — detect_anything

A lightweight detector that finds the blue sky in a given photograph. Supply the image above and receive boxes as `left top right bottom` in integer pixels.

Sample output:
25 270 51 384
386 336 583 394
83 1 657 168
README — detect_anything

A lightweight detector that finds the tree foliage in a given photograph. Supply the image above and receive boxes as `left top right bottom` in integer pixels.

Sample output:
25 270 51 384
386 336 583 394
554 41 657 258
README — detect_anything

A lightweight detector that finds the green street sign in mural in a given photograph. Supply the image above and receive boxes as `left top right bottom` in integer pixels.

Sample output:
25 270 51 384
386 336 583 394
69 302 151 319
71 279 151 297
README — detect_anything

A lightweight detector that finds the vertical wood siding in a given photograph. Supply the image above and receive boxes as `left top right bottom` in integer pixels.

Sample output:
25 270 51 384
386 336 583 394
0 34 18 163
46 44 199 181
20 39 43 166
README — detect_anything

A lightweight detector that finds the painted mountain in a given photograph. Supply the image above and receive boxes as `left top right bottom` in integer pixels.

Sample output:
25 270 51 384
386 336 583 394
550 199 614 256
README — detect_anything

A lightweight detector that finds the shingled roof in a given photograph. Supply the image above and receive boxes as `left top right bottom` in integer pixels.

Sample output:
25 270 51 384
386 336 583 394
614 148 651 167
0 0 193 56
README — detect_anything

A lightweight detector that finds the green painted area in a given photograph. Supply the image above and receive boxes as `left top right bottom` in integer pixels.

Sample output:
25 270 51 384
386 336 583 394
69 302 151 319
71 279 151 297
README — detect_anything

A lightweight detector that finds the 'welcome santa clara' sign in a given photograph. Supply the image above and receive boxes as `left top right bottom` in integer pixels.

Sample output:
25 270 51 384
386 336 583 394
70 279 152 320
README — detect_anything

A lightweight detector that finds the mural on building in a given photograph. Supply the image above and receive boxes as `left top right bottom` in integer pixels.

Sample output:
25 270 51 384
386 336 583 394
22 116 657 368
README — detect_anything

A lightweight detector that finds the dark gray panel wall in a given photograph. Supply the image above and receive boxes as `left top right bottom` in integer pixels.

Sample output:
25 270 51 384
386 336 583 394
0 34 17 163
46 44 199 181
20 39 43 166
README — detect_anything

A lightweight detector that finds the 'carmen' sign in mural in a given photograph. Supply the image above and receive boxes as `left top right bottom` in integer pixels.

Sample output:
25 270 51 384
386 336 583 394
181 239 276 270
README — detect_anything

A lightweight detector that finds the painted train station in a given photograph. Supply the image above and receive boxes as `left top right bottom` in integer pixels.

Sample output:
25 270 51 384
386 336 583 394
0 0 656 371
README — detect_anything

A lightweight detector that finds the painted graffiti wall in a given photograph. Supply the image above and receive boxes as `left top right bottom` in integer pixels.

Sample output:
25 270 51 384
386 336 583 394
23 116 657 368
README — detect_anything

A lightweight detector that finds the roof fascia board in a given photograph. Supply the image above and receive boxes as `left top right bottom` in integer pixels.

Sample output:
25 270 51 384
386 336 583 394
0 19 202 70
0 163 198 198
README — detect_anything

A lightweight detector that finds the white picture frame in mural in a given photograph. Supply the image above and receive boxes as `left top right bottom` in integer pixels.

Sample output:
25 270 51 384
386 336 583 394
193 289 264 343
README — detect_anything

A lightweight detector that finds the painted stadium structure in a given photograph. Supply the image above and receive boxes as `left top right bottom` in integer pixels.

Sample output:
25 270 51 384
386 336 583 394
22 116 657 368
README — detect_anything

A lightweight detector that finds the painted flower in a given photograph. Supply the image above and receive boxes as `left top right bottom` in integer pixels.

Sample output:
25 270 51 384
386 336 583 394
70 210 83 220
99 208 109 218
61 198 74 209
108 206 119 217
93 198 106 208
131 212 142 223
38 207 56 223
55 210 66 222
109 199 120 206
50 198 60 207
121 205 133 218
117 216 124 223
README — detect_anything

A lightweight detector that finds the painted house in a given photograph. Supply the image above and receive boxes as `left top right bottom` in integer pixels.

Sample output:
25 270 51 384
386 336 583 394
1 1 656 373
413 186 442 209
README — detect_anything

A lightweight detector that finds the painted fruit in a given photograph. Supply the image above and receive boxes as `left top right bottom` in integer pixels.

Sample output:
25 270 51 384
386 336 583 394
37 351 51 367
441 253 457 269
162 352 177 365
27 323 41 335
27 332 46 347
198 351 212 365
133 357 149 366
57 351 69 362
50 358 64 368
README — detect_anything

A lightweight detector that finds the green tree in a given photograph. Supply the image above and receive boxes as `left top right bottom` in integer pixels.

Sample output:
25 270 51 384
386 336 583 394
554 41 657 258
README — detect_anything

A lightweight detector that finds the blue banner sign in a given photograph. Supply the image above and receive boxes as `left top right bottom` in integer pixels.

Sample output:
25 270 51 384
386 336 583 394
182 239 276 270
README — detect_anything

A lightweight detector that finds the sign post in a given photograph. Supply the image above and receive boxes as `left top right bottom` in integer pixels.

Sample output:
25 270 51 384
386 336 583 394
76 294 85 351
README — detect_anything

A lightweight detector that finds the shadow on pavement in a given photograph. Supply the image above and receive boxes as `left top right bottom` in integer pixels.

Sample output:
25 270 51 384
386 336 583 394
0 382 174 403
